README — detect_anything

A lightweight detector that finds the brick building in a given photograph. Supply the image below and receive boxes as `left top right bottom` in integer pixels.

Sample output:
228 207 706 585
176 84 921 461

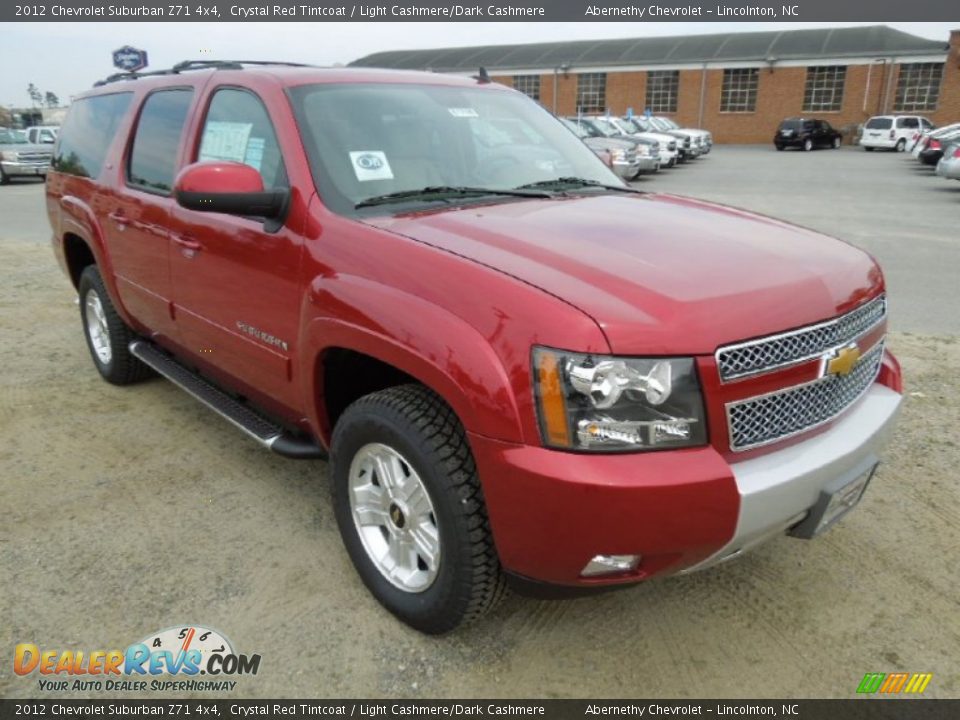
351 25 960 143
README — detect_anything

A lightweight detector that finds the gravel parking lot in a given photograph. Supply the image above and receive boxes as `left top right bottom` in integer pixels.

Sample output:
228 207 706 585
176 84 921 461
2 147 959 699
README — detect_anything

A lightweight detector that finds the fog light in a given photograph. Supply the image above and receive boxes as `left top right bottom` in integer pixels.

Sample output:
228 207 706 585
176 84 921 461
581 554 641 577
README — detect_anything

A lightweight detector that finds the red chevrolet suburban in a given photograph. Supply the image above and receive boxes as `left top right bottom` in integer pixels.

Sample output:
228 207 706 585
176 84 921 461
46 61 902 634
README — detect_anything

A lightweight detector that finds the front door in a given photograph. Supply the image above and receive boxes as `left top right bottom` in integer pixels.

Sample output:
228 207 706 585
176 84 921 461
169 87 303 411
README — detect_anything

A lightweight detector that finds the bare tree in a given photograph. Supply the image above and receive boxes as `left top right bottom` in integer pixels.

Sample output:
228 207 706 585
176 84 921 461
44 91 59 108
27 83 42 108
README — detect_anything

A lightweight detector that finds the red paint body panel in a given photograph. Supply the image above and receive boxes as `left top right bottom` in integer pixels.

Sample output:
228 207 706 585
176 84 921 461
45 67 903 588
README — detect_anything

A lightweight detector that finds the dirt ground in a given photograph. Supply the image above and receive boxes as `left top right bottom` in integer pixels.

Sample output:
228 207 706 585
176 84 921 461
2 197 959 700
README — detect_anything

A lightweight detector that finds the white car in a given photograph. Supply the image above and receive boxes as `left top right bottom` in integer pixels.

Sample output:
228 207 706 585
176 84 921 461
860 115 933 152
599 116 680 167
25 125 58 145
651 116 713 155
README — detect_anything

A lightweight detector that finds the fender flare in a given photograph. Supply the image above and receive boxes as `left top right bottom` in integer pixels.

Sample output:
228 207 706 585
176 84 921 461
60 195 135 326
300 274 523 445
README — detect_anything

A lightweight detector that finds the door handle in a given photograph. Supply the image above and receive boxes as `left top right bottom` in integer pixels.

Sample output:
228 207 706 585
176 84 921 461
171 234 202 251
107 211 128 229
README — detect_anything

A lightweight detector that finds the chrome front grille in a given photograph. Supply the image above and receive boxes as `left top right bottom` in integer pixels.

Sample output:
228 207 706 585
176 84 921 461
726 342 884 451
16 151 52 163
716 295 886 382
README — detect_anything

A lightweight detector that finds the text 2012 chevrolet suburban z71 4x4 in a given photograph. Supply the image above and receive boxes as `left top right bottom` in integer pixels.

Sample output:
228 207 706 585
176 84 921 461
47 61 902 634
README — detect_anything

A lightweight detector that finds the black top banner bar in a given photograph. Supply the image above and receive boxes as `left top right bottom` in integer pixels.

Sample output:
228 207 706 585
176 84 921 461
3 700 960 720
4 0 960 22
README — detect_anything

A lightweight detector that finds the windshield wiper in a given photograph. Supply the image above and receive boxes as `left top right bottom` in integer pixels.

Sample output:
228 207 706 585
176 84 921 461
355 185 552 209
514 177 641 194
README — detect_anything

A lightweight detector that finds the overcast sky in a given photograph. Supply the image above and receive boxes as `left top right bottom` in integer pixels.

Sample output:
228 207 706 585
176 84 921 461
0 21 954 108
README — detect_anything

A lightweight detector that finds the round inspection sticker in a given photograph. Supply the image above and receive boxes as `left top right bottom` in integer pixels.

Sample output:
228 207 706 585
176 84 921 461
349 151 394 181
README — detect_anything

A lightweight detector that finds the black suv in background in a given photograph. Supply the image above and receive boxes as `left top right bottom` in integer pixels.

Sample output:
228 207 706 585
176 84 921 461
774 118 843 151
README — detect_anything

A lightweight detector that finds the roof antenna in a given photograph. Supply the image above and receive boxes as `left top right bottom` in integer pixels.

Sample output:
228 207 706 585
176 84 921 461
473 66 491 84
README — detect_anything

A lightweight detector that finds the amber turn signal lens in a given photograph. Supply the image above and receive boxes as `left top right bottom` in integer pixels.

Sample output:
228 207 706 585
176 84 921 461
534 350 572 448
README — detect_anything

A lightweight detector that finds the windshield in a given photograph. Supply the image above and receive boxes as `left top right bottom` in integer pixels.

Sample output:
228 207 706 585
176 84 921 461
646 118 667 131
559 118 589 139
866 118 893 130
657 118 680 130
289 83 618 215
618 118 642 133
587 117 621 137
0 129 28 144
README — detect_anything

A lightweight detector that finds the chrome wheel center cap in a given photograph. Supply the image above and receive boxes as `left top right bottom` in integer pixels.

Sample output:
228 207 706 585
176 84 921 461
388 501 407 529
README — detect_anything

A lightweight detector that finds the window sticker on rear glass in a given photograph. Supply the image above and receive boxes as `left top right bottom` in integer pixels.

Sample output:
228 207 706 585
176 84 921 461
199 121 253 164
349 151 394 181
448 108 479 118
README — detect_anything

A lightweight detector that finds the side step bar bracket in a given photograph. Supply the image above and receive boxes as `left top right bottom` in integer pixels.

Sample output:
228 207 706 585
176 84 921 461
129 340 326 460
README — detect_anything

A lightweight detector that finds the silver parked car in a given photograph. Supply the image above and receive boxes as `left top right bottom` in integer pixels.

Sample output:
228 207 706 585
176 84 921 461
935 141 960 181
0 128 53 183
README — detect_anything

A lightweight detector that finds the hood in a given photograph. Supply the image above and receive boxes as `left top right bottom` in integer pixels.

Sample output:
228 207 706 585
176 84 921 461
0 142 51 153
582 136 635 152
365 193 883 355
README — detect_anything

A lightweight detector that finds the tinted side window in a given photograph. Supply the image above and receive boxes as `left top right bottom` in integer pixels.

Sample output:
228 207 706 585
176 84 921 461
198 88 287 190
897 117 919 129
53 93 133 178
128 89 193 194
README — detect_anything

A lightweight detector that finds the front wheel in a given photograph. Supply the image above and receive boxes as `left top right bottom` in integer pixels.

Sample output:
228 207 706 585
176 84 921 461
775 144 785 151
803 138 813 152
833 137 842 149
332 384 505 634
864 146 875 152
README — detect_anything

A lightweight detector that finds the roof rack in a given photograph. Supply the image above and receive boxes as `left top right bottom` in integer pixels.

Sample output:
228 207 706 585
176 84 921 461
94 60 314 87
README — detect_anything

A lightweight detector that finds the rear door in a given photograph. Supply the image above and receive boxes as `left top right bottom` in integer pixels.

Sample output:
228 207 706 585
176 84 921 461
103 88 194 340
169 85 304 411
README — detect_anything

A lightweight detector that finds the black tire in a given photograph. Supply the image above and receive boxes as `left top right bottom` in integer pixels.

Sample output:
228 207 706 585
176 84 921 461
896 138 906 152
864 146 875 152
775 144 784 151
833 137 842 149
0 166 9 185
803 138 813 152
78 265 153 385
332 384 505 634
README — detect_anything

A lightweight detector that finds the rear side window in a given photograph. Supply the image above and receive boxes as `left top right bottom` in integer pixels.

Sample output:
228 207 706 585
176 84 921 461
198 88 287 190
53 93 133 178
866 117 893 130
128 89 194 194
897 117 920 129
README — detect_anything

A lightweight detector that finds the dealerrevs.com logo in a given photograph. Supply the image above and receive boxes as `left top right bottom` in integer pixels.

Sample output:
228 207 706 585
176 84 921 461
14 625 261 693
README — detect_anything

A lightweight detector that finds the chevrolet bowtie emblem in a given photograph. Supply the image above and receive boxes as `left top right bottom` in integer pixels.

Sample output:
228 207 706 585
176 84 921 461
825 344 861 377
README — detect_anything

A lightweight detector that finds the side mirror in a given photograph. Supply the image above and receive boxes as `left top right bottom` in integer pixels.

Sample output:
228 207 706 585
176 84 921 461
174 161 288 221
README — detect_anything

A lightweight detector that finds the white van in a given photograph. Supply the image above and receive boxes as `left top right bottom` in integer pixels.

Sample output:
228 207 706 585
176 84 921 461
860 115 933 152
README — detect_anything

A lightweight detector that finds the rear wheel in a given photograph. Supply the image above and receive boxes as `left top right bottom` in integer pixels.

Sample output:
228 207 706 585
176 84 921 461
896 138 906 152
78 266 153 385
0 166 9 185
803 138 813 152
775 144 785 151
864 146 875 152
833 137 842 149
332 384 505 634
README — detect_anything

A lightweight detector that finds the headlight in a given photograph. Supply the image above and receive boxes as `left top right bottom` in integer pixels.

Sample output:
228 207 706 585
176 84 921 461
532 347 707 452
609 148 627 161
0 151 19 161
636 145 651 157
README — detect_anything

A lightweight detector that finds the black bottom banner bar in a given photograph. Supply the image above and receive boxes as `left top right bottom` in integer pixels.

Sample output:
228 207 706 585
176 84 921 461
2 700 959 720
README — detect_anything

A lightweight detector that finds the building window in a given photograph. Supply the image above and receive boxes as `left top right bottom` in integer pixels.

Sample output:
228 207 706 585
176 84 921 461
576 73 607 114
646 70 679 113
513 75 541 101
803 66 846 112
720 68 759 113
894 63 943 112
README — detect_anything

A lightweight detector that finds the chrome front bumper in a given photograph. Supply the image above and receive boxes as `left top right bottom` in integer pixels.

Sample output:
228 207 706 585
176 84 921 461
1 160 49 176
682 383 902 573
